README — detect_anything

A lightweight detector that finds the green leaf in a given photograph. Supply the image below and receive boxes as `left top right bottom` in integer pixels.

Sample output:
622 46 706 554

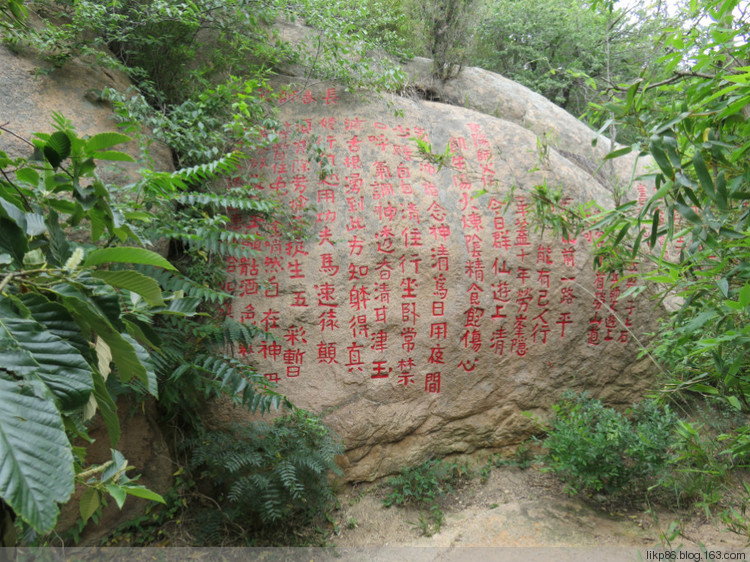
91 151 136 163
675 202 701 224
0 371 74 533
120 485 165 503
0 310 93 410
43 132 71 170
692 151 715 202
0 217 28 266
91 369 120 447
649 209 660 248
739 283 750 308
84 133 132 153
649 139 674 179
84 247 176 271
50 286 152 389
604 146 633 160
79 488 101 523
104 484 127 509
717 278 730 298
91 270 165 307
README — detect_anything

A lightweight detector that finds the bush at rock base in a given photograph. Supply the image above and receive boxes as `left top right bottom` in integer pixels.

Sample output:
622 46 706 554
541 392 677 498
184 409 343 542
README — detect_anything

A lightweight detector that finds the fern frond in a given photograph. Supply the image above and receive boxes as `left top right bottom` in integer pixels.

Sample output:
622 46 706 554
134 265 232 303
171 192 277 215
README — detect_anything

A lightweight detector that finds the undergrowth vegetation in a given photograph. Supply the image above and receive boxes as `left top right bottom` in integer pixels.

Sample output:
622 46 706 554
381 458 472 536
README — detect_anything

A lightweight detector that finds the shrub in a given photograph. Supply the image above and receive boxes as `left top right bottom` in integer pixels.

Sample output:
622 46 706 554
186 409 343 532
541 392 677 498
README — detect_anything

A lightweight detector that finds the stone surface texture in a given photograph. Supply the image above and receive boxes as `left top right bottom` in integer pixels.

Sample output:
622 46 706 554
227 71 659 481
0 43 172 182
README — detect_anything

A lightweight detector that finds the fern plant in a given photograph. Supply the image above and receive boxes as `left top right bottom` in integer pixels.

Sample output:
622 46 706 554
186 410 343 531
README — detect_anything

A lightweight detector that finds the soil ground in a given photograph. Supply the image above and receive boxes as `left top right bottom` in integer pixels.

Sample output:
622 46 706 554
327 464 749 550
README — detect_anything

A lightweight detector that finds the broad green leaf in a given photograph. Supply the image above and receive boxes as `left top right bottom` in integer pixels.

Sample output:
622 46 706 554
50 286 151 388
649 139 674 179
104 484 127 509
675 202 701 224
79 488 100 523
84 247 176 271
43 132 71 170
717 278 730 298
91 369 120 447
0 217 28 266
122 333 158 396
14 168 39 187
0 311 93 410
84 132 131 153
18 293 90 359
120 485 165 503
739 283 750 308
0 372 74 532
727 396 743 411
92 270 165 307
91 151 136 163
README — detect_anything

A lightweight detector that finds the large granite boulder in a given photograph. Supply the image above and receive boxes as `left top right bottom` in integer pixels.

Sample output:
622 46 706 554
226 78 659 481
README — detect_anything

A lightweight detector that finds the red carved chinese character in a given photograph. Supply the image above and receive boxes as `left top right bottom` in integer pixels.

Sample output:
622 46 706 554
324 88 338 105
371 330 388 352
346 342 364 369
291 291 308 307
429 224 451 242
371 360 391 379
283 348 305 365
319 227 335 247
259 339 282 360
401 327 417 352
260 309 280 331
349 284 370 311
348 235 364 256
461 330 482 352
401 302 419 324
320 254 339 276
317 342 338 364
434 274 448 299
318 309 339 331
428 345 445 364
556 312 572 338
425 373 441 393
430 322 447 340
401 277 418 299
284 326 307 346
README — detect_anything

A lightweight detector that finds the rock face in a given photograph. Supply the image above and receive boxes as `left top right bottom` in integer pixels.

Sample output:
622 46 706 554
0 43 172 181
227 78 658 481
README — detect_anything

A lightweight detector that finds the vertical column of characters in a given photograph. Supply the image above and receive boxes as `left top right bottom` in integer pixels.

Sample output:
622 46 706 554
413 156 441 394
510 196 533 357
426 195 450 391
395 157 422 388
487 198 512 357
457 127 485 374
557 213 578 347
397 156 423 388
336 116 366 378
313 110 342 374
236 122 292 382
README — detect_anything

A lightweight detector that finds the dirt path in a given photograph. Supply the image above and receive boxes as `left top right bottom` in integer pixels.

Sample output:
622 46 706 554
329 465 749 550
